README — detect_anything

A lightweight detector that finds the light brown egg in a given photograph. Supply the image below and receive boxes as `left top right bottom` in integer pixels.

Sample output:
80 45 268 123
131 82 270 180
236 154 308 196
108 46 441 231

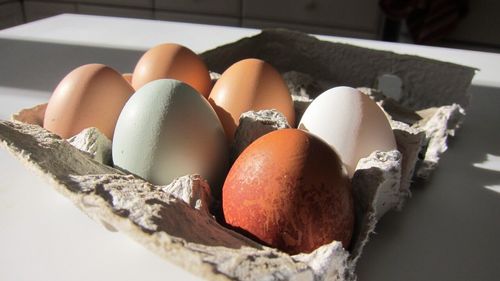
222 129 354 254
131 43 212 97
122 73 133 85
208 58 295 142
44 63 135 139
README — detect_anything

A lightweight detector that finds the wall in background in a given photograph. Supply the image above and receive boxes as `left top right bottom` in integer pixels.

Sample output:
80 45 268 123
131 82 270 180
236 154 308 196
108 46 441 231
440 0 500 52
0 0 24 29
1 0 499 53
0 0 385 40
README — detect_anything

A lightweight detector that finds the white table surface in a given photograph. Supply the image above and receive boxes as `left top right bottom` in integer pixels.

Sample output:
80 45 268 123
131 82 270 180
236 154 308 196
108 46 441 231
0 14 499 281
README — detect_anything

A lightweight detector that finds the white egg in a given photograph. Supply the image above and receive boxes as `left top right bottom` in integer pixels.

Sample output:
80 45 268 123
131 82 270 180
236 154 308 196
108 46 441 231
299 86 396 177
112 79 228 197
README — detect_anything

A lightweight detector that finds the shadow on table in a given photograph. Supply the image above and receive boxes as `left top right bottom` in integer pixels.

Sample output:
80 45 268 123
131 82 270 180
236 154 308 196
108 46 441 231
0 38 143 92
356 84 500 281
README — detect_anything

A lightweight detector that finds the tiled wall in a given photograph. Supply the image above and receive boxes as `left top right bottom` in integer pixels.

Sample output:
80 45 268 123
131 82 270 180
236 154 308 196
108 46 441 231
21 0 155 21
0 0 385 40
242 0 382 39
2 0 498 52
0 0 24 30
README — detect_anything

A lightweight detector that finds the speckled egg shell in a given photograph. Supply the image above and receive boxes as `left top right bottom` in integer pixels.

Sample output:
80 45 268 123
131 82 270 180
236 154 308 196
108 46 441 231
222 128 354 254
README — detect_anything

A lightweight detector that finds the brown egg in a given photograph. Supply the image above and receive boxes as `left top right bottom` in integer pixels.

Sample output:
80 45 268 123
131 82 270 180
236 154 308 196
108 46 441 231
131 43 212 97
122 73 133 84
44 64 135 139
222 129 354 254
208 58 295 142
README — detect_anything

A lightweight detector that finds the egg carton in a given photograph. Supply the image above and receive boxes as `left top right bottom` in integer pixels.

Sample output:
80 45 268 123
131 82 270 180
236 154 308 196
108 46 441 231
0 29 475 281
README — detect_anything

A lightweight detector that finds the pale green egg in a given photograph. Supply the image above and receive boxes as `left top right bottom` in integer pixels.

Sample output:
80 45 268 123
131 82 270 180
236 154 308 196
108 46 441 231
112 79 228 198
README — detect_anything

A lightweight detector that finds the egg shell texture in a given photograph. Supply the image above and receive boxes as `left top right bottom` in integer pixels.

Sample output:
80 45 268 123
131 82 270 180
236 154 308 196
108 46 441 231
43 63 135 139
208 58 295 142
112 79 228 197
132 43 212 98
299 86 397 177
222 129 354 255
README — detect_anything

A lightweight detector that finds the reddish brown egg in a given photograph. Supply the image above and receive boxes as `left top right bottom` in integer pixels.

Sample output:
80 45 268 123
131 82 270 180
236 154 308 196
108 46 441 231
222 129 354 254
131 43 212 97
208 58 295 142
44 64 135 139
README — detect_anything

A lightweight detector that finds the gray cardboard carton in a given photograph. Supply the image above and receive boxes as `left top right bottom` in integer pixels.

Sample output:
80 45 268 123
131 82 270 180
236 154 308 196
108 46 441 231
0 29 475 281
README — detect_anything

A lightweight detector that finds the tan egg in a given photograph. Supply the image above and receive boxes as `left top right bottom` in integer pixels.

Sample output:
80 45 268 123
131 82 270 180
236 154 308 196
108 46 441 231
44 63 135 139
131 43 212 97
122 73 133 84
208 58 295 142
